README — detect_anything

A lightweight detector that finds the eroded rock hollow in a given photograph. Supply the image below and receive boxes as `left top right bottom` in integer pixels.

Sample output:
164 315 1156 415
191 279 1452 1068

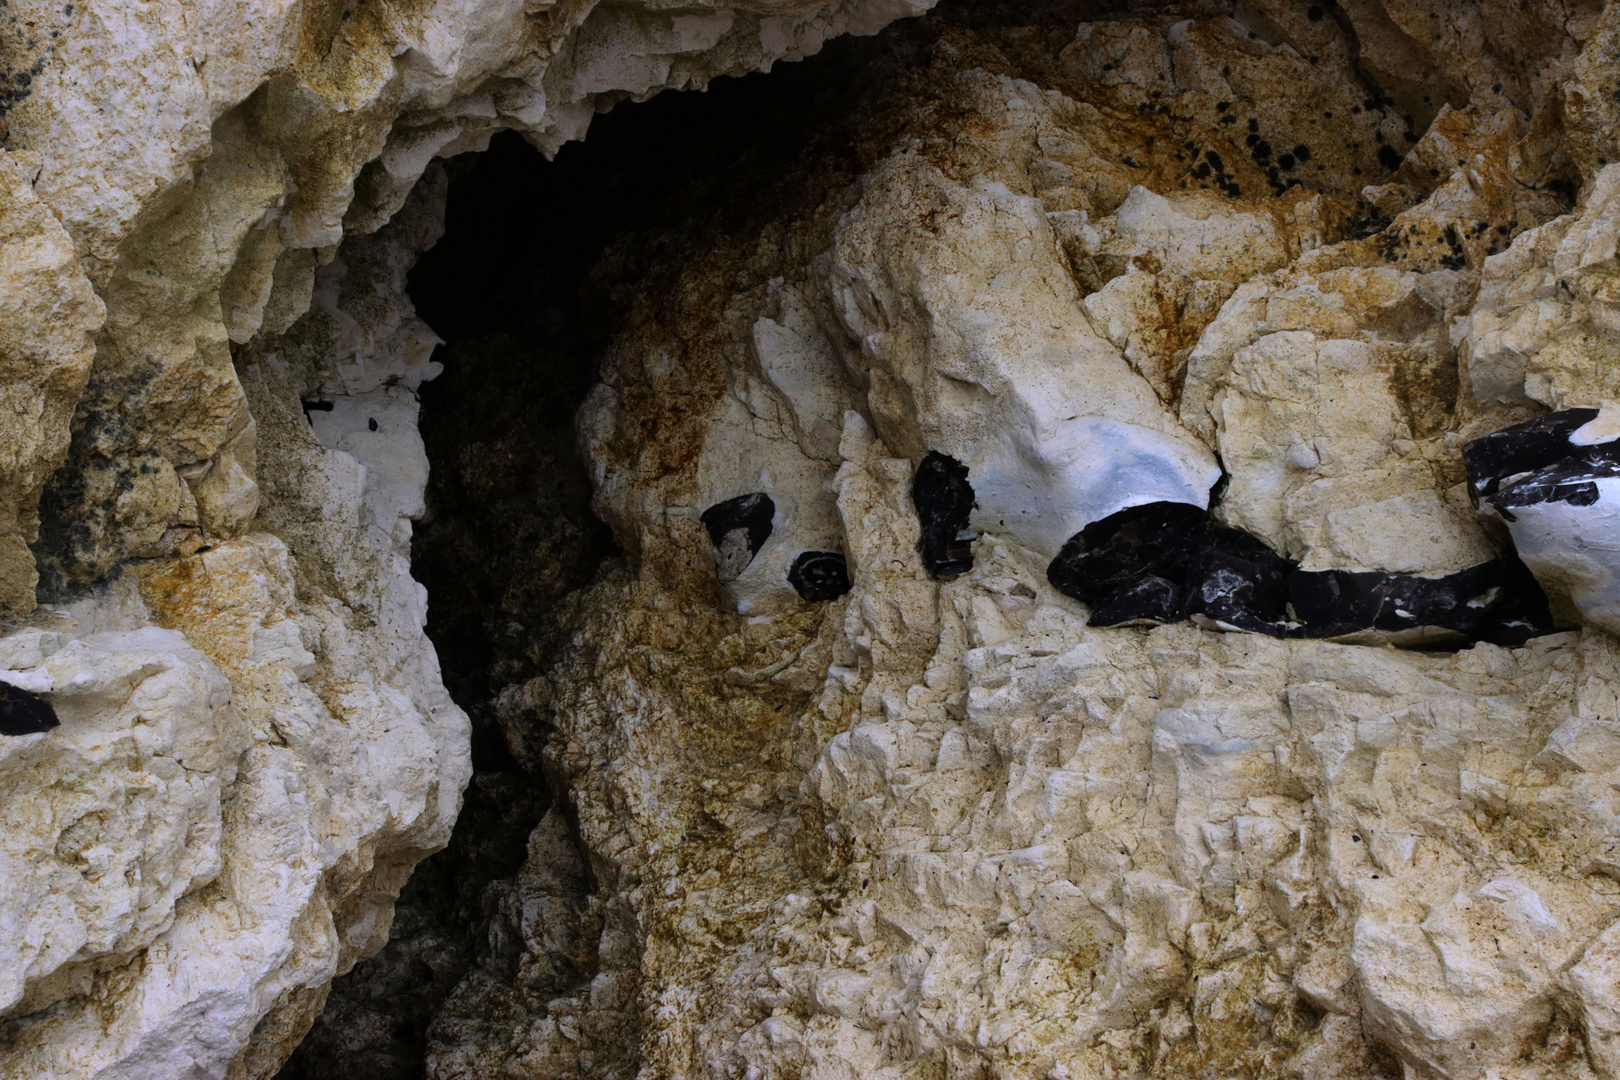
10 0 1620 1077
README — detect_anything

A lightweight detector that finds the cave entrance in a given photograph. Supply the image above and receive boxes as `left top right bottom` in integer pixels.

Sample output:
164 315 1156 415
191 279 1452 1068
274 30 899 1080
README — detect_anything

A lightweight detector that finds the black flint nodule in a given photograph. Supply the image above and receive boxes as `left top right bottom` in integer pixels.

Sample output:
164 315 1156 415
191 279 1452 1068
1463 407 1620 521
1046 500 1554 646
0 681 58 736
913 452 976 578
701 493 776 554
701 492 775 580
789 550 852 602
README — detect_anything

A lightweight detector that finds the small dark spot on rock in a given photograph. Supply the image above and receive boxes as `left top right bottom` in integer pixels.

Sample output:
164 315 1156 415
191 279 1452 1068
788 550 852 602
1377 145 1403 170
1278 153 1295 170
1247 117 1259 133
1294 144 1311 162
368 417 378 431
1307 5 1323 19
1493 83 1503 94
1216 101 1229 112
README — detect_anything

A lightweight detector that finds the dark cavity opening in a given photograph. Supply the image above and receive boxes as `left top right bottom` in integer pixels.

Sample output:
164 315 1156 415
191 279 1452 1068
275 30 898 1080
266 0 1563 1073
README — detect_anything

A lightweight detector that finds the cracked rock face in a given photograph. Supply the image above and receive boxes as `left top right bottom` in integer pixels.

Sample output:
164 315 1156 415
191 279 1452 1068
12 1 1620 1079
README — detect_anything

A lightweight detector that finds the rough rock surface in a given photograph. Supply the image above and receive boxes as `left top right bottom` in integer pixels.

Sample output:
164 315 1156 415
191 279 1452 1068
12 1 1620 1079
395 5 1620 1080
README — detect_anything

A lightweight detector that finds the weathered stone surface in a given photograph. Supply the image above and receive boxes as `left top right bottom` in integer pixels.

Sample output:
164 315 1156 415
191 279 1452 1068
414 7 1620 1080
0 151 102 618
13 0 933 595
14 0 1620 1077
0 0 933 1073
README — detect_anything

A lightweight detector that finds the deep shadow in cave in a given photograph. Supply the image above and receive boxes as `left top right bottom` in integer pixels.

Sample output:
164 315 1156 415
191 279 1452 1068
274 28 909 1080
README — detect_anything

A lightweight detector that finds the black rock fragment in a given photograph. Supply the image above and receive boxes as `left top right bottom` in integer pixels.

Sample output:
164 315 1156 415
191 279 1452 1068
0 681 58 736
1187 525 1297 636
1463 408 1600 509
1464 409 1620 522
912 452 976 578
1046 501 1206 620
1469 555 1559 646
1087 574 1184 627
701 492 775 581
1048 503 1300 633
1045 500 1554 646
1487 459 1613 520
789 550 852 602
1289 556 1554 645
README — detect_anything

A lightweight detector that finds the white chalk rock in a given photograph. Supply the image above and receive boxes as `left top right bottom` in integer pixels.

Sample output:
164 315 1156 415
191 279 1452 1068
0 627 248 1018
824 154 1221 560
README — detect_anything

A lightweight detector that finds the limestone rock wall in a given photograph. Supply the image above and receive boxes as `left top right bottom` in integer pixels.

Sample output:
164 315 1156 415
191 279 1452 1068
9 0 1620 1077
414 6 1620 1079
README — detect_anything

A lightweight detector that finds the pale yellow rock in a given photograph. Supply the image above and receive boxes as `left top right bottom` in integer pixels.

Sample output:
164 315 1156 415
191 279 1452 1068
0 150 104 618
423 14 1620 1080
